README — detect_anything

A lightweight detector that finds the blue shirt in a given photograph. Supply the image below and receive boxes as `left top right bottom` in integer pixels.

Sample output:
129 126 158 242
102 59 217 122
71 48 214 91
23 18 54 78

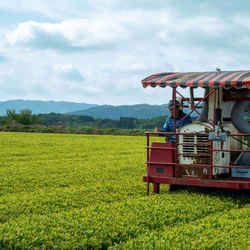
161 110 192 141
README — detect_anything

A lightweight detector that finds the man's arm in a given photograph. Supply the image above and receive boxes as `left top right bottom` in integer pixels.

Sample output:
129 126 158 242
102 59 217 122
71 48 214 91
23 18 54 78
183 115 192 125
161 117 170 132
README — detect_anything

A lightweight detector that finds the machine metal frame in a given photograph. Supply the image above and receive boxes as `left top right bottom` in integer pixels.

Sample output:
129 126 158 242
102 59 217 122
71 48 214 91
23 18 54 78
142 70 250 194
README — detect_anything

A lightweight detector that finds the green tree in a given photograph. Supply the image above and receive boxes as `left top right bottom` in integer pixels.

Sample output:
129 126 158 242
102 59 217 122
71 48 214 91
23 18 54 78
4 109 40 125
6 109 19 122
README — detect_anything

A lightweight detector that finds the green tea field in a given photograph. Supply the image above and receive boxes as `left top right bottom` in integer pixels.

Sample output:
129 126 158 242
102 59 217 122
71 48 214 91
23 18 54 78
0 132 249 249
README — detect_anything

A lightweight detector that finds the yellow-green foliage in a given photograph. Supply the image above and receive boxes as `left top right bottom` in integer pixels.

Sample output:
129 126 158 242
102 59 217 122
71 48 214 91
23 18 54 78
0 132 249 249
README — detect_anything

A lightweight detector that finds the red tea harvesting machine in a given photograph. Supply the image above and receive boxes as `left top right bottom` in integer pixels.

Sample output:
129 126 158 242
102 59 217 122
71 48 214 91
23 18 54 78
142 69 250 194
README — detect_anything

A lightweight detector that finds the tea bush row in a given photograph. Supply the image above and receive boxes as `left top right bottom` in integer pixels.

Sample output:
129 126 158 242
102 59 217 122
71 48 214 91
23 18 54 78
0 132 249 249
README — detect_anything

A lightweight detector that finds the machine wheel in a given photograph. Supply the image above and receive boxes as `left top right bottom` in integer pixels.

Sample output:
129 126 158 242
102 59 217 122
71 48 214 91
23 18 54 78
168 185 179 192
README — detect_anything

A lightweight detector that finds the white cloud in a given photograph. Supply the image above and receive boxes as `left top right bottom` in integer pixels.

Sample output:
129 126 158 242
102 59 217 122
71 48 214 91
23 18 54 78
0 54 7 62
54 64 84 81
6 8 249 57
0 1 250 105
6 16 130 52
7 21 74 51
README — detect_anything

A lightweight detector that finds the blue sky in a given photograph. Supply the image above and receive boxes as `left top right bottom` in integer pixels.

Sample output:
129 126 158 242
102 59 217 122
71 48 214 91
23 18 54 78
0 0 250 105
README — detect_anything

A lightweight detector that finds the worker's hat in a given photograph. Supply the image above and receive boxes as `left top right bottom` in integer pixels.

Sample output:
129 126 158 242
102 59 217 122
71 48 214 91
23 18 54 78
166 100 180 109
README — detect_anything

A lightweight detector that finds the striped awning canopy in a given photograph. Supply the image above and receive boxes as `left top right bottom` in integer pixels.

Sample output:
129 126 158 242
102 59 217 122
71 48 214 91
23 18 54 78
142 70 250 89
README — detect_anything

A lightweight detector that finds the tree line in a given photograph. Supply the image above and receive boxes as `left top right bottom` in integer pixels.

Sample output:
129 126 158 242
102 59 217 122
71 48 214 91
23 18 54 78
37 112 166 129
0 109 167 134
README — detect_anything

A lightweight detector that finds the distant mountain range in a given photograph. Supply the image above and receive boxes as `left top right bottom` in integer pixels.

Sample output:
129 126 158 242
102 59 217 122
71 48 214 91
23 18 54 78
68 104 169 119
0 100 169 119
0 100 98 116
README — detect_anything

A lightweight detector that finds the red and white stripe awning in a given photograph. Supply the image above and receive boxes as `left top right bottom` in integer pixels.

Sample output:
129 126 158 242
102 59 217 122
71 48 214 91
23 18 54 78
142 71 250 89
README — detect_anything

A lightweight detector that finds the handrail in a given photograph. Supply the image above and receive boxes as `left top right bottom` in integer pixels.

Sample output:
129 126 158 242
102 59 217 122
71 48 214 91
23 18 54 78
146 161 250 169
145 132 250 176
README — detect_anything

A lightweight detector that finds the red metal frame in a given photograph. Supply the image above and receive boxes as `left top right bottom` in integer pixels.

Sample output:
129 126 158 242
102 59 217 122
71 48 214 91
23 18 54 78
144 87 250 194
